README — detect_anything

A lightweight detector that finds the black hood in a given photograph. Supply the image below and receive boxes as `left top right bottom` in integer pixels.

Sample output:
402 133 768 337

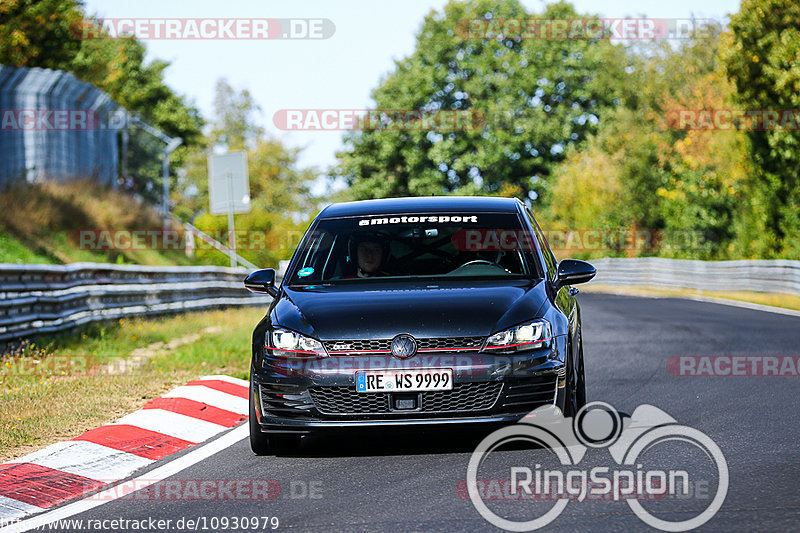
271 279 548 340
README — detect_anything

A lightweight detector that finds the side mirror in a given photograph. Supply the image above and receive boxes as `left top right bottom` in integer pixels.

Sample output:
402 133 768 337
555 259 596 289
244 268 278 297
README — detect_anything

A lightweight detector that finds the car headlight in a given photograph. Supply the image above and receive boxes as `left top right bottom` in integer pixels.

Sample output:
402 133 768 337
266 328 327 358
483 319 552 352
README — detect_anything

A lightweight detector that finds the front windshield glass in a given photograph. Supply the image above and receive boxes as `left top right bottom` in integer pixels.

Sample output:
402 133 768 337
287 212 542 284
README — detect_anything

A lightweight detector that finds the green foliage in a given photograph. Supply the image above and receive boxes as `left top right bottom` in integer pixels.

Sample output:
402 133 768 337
335 0 628 201
210 78 264 151
545 26 754 259
1 1 205 209
71 36 204 200
175 80 319 267
0 0 84 69
722 0 800 257
73 38 200 137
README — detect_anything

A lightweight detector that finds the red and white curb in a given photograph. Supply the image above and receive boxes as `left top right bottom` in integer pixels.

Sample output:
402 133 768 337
0 375 248 521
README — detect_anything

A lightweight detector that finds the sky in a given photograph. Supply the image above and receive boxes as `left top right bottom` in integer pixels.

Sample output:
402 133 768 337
83 0 744 179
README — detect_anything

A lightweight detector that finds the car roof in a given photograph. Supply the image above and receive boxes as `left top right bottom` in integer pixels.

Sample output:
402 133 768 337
318 196 524 218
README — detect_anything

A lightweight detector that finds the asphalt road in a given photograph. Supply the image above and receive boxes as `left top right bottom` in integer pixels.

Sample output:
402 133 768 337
39 293 800 532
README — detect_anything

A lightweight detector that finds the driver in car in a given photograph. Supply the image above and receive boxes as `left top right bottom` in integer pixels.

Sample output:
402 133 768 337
350 235 391 277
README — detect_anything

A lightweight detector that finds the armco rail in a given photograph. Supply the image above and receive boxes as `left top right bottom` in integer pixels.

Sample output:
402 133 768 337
590 257 800 295
0 263 271 343
2 258 797 343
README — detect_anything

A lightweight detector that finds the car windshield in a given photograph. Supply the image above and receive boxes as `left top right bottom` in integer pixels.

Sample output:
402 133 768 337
286 212 542 284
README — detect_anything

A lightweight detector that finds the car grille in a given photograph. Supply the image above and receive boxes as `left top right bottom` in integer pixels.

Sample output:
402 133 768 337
309 382 503 415
498 374 559 412
259 383 314 419
324 339 391 353
418 337 484 351
324 336 484 355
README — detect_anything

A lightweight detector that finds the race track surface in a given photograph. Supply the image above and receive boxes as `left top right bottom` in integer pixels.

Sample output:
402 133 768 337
30 293 800 532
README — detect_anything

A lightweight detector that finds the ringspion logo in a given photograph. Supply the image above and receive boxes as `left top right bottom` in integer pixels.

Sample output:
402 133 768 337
467 402 728 531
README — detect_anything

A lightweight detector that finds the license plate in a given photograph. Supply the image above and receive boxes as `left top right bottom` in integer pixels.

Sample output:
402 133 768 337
355 369 453 393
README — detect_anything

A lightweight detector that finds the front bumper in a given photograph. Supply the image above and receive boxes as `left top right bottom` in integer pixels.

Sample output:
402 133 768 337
251 335 569 434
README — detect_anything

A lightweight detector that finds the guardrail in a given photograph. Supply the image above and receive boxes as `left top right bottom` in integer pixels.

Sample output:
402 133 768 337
590 257 800 295
2 258 797 343
0 263 271 343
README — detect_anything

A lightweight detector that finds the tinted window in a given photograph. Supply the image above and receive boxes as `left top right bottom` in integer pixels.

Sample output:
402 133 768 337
287 212 542 284
526 209 557 280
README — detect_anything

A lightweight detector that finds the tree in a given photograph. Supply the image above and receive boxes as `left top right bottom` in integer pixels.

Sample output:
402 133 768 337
1 1 204 206
0 0 84 69
721 0 800 257
177 80 319 266
334 0 629 202
545 25 752 259
71 36 204 204
72 37 203 143
210 78 264 151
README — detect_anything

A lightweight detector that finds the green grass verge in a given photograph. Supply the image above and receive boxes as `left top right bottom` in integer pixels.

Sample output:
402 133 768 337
0 230 52 264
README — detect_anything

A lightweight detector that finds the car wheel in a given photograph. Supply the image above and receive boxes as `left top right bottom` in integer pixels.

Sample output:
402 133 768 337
575 342 587 410
249 378 303 455
249 379 272 455
564 337 586 418
564 371 578 418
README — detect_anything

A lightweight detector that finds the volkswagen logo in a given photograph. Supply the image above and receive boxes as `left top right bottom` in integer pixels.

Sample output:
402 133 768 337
391 334 417 359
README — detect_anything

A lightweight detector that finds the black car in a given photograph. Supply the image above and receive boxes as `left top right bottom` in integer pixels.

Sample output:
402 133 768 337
244 196 595 454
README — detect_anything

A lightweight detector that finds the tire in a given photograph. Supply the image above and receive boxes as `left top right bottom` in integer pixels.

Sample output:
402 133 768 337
249 377 302 455
575 342 587 410
564 373 578 418
564 333 587 418
249 379 271 455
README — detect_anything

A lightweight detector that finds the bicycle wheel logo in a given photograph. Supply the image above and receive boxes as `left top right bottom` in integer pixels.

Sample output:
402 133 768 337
466 402 728 531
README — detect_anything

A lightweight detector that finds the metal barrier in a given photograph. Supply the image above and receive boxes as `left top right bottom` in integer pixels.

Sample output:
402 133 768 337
590 257 800 295
0 263 271 343
0 65 177 200
2 257 797 343
0 65 123 186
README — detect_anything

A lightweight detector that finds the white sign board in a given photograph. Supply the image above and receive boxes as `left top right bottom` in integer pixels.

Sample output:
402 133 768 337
208 151 250 215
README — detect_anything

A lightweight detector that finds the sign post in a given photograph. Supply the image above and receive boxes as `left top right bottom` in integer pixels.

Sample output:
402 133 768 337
208 152 250 268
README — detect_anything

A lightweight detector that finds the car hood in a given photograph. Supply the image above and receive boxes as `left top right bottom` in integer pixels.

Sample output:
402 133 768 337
271 279 548 340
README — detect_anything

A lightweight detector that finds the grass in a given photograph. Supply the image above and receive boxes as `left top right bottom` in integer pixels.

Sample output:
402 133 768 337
0 306 265 462
581 284 800 312
0 179 222 266
0 230 52 264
